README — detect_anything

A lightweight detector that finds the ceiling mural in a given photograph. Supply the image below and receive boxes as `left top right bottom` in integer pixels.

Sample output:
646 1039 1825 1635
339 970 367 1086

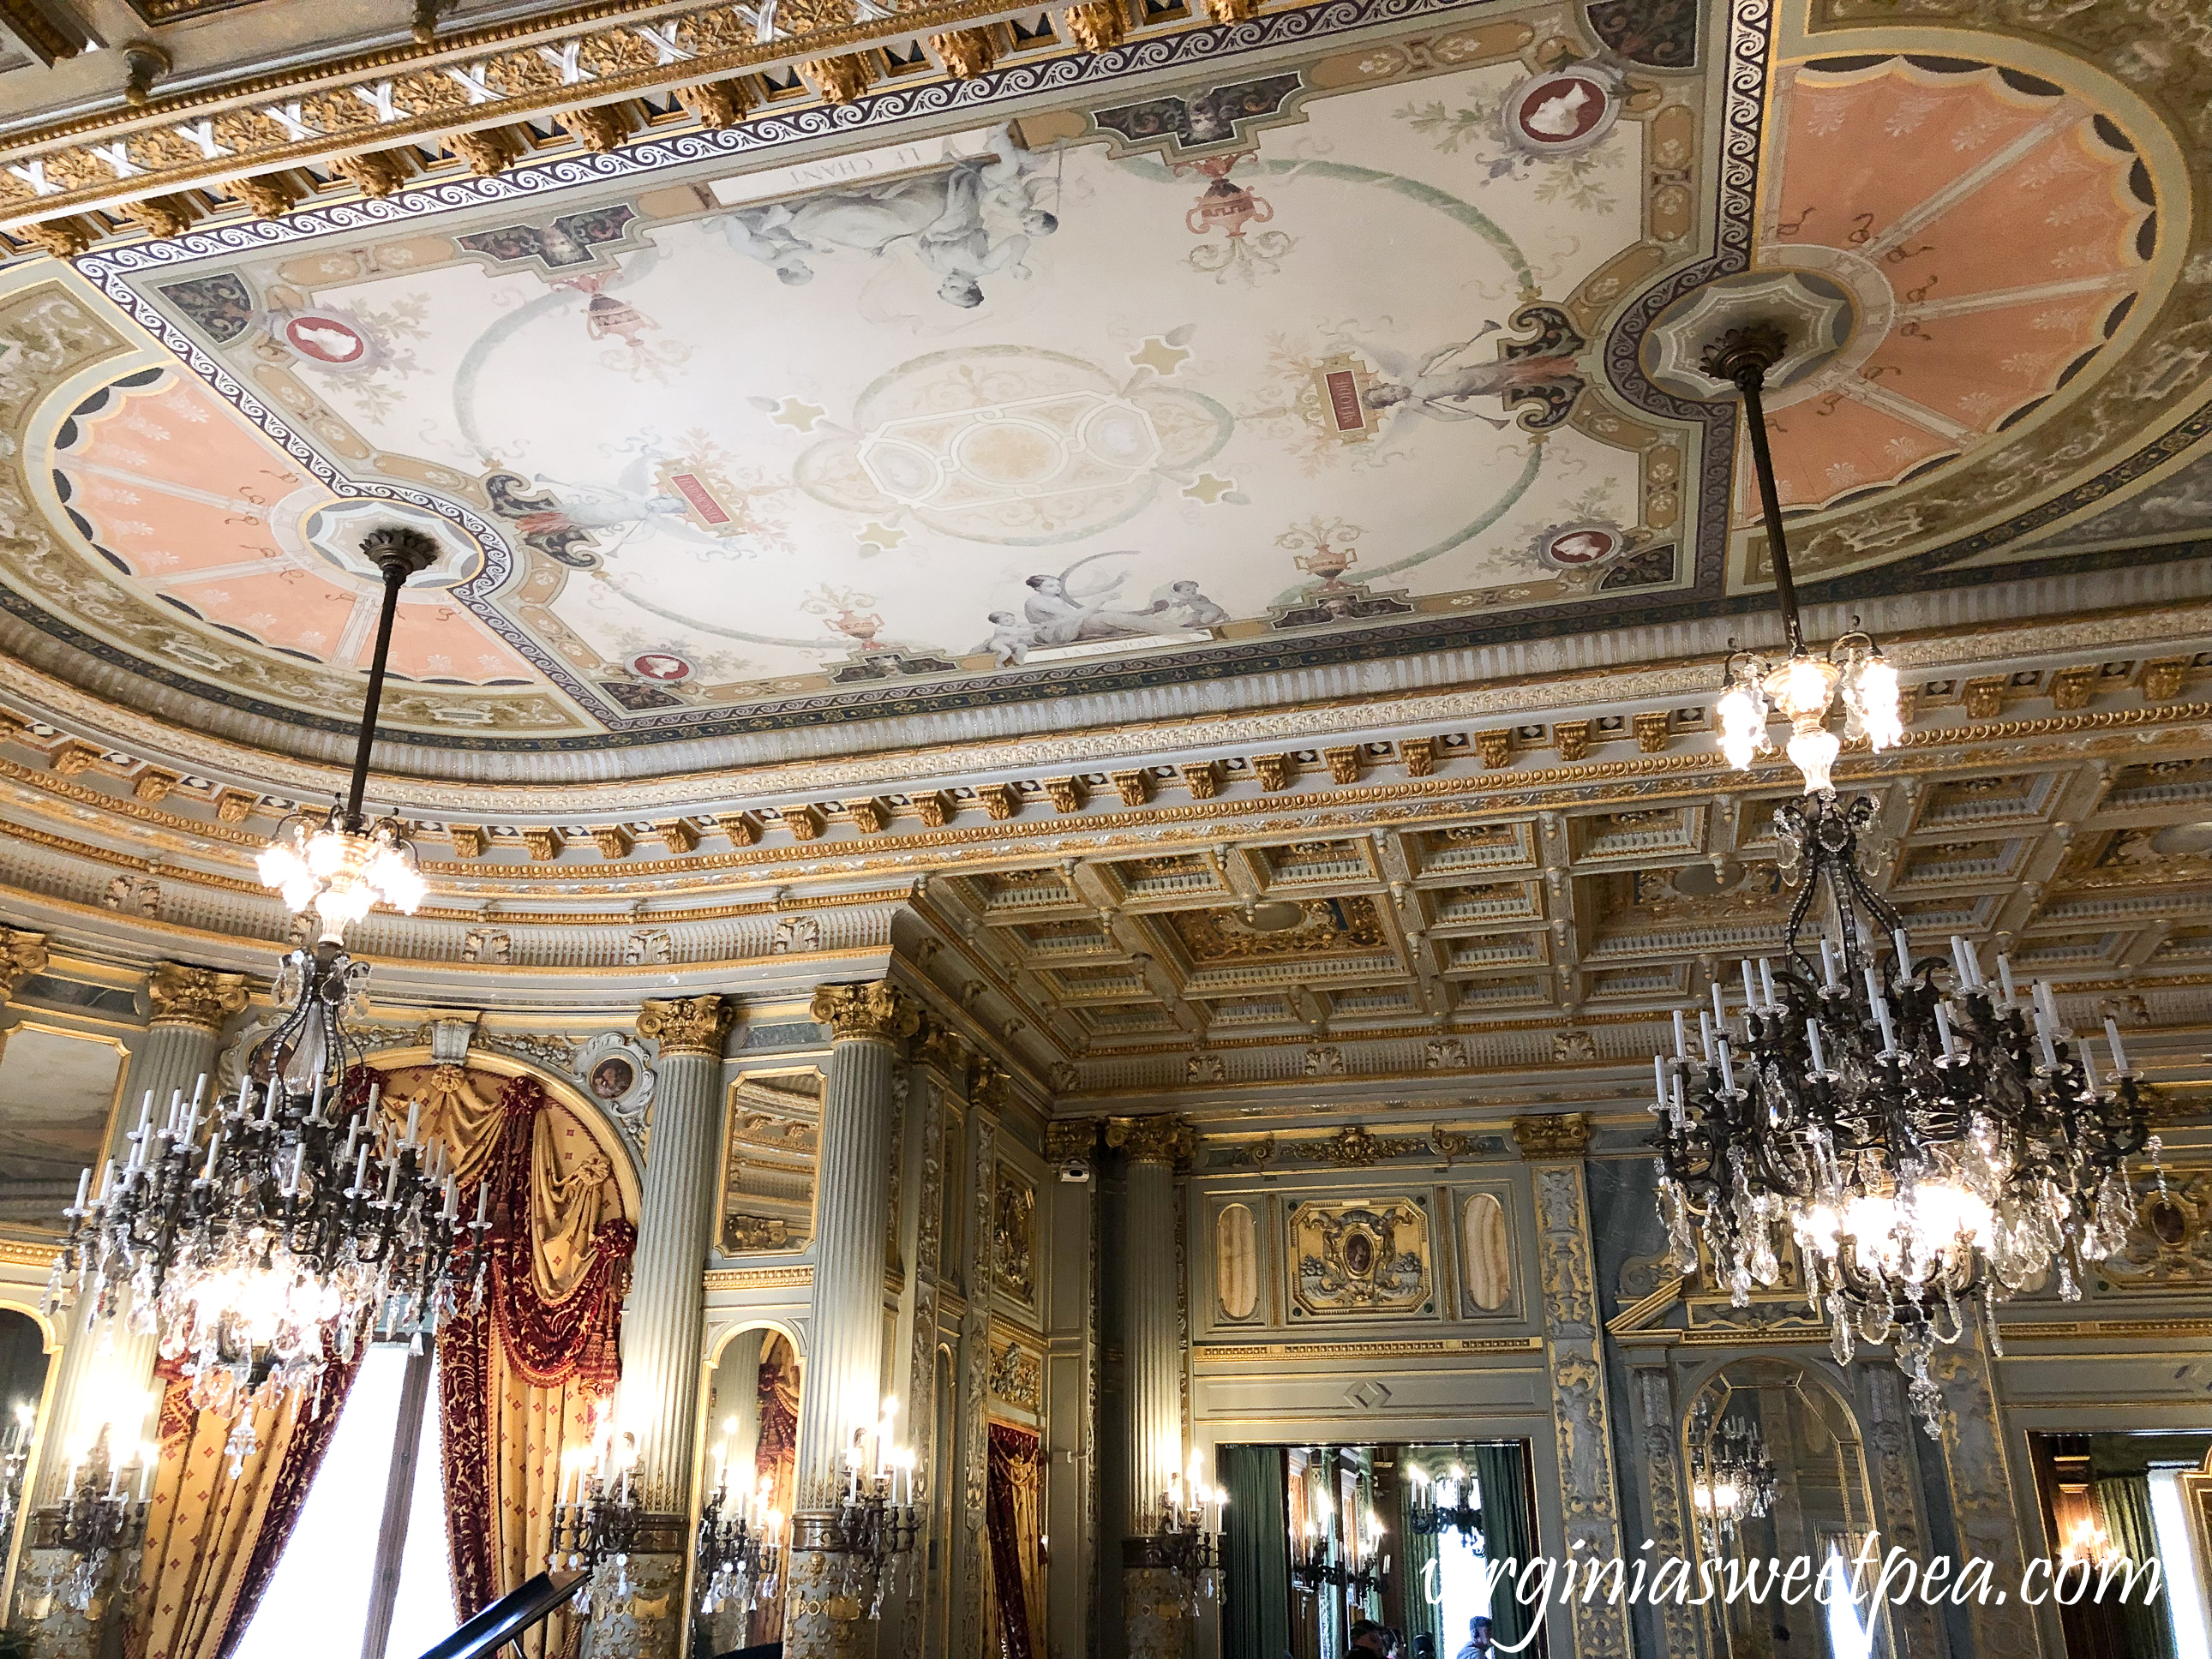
0 0 2194 773
59 31 1693 744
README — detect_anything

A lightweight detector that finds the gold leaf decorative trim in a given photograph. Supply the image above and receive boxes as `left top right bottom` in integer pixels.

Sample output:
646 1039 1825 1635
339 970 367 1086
1192 1337 1543 1362
704 1265 814 1290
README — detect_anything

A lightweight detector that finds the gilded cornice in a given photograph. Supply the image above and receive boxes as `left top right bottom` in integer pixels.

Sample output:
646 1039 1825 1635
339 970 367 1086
0 0 1063 229
909 1011 969 1077
636 993 734 1057
0 1236 57 1265
1106 1111 1195 1167
808 979 916 1044
146 960 249 1030
704 1264 812 1291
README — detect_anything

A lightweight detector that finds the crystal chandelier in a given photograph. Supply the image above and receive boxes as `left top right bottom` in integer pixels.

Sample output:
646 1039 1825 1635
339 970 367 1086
813 1401 921 1621
1407 1459 1483 1542
255 528 438 944
1650 796 2155 1434
46 524 485 1464
1704 324 1905 794
1687 1410 1776 1548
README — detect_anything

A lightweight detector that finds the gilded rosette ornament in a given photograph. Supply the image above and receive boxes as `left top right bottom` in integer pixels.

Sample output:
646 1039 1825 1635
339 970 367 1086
808 980 917 1044
0 926 48 1003
1106 1112 1196 1167
1512 1110 1592 1161
147 960 249 1030
637 994 734 1057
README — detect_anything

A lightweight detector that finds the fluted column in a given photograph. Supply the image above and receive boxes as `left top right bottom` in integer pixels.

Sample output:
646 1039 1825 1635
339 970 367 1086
784 980 916 1659
1106 1112 1194 1659
593 995 732 1659
24 961 242 1659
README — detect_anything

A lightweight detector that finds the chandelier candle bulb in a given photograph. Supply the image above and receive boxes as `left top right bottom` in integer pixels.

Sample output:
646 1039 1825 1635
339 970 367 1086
1998 955 2018 1003
1821 938 1841 990
351 1141 370 1195
1741 959 1759 1012
2104 1016 2131 1075
1699 1009 1715 1062
1759 957 1778 1007
72 1168 88 1213
1892 929 1913 973
1806 1018 1829 1075
1674 1009 1687 1059
1711 980 1728 1031
1654 1056 1669 1111
1934 1002 1957 1060
1717 1037 1736 1094
199 1129 219 1183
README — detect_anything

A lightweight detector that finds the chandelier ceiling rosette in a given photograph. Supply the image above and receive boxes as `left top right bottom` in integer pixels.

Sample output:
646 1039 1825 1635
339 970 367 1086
46 528 485 1467
1650 323 2158 1436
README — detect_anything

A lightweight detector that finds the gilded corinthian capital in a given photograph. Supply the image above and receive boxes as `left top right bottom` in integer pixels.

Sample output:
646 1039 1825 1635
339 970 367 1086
147 961 248 1030
637 995 734 1057
0 926 48 1004
1042 1117 1100 1163
1106 1112 1196 1167
810 980 918 1044
911 1012 968 1075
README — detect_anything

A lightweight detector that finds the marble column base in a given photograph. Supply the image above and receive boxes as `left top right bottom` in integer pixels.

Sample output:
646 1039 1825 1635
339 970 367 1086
1121 1542 1191 1659
582 1514 686 1659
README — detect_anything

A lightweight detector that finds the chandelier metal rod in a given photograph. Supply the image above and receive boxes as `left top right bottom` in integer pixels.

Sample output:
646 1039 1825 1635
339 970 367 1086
340 530 438 833
1707 326 1804 654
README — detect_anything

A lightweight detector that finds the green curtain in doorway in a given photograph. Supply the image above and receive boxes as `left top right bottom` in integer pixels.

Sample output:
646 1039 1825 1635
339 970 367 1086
1224 1446 1292 1659
1470 1442 1537 1655
2096 1474 2178 1659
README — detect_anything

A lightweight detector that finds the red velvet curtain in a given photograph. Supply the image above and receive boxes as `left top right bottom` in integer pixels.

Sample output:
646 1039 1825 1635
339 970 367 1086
435 1072 632 1634
986 1422 1046 1659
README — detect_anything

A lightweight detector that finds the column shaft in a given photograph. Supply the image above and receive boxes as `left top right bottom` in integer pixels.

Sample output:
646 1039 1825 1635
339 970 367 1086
1120 1154 1182 1531
622 1044 726 1501
794 1032 897 1500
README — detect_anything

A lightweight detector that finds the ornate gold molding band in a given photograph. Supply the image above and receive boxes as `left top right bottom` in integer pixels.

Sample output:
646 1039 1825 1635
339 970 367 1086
0 0 1071 227
1193 1337 1544 1362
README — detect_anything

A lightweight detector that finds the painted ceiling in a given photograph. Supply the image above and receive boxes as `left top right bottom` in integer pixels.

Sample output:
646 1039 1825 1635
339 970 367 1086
0 0 2203 768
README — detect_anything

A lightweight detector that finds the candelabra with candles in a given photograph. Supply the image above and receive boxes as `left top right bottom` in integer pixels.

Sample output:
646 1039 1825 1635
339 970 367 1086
797 1398 920 1622
1288 1488 1388 1602
552 1432 646 1614
1408 1461 1484 1542
1687 1410 1777 1549
1147 1452 1228 1610
24 1428 155 1618
695 1469 783 1622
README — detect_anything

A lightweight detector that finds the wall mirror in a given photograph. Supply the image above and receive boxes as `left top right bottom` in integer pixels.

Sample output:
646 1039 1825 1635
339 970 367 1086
697 1327 801 1655
1218 1439 1538 1659
1683 1359 1879 1659
2029 1429 2212 1659
1 1306 53 1622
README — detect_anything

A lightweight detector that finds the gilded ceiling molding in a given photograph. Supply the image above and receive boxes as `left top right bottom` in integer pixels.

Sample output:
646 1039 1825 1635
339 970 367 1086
0 925 48 1002
146 961 249 1030
1105 1111 1195 1167
808 979 917 1044
635 993 734 1057
0 0 1073 229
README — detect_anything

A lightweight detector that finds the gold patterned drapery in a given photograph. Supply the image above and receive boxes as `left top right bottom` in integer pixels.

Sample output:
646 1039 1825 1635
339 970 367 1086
372 1063 632 1659
129 1355 359 1659
984 1422 1046 1659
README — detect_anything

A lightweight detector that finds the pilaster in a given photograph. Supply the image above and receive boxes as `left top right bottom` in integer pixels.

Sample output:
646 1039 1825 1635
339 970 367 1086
1043 1117 1101 1659
1932 1337 2044 1656
1513 1111 1632 1659
1105 1112 1193 1659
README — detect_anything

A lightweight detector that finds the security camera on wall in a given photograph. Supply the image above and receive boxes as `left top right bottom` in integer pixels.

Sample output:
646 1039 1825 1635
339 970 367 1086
1058 1158 1092 1184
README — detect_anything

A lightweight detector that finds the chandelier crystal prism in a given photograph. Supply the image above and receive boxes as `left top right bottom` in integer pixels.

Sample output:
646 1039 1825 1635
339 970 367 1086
45 527 483 1467
1688 1410 1777 1548
1651 325 2157 1438
254 527 436 944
